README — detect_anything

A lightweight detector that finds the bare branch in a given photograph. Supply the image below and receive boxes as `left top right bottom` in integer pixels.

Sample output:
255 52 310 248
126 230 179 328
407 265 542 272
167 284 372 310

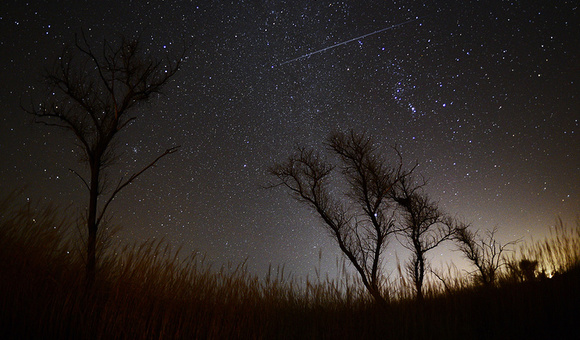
96 146 180 228
69 168 90 191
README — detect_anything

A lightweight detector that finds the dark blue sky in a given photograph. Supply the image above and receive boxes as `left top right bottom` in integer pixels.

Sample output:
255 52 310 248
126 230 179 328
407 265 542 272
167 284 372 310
1 0 578 279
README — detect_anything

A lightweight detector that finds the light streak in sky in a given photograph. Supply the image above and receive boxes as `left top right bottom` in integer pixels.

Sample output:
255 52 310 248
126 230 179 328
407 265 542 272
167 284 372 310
278 16 425 66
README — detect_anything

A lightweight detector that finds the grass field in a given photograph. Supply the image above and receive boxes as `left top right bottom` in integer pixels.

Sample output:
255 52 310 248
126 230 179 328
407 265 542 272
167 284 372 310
1 198 578 339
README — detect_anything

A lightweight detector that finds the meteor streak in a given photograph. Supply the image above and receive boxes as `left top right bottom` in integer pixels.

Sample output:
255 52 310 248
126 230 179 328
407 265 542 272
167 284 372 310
278 16 424 66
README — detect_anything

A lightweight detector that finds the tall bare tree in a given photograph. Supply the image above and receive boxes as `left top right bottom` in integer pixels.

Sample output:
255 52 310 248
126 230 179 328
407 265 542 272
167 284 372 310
24 33 183 284
269 130 414 307
454 225 518 287
392 176 454 300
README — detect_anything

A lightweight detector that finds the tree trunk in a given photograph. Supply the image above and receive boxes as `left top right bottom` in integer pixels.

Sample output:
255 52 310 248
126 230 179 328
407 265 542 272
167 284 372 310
416 253 425 301
416 281 423 301
86 162 100 286
369 285 390 310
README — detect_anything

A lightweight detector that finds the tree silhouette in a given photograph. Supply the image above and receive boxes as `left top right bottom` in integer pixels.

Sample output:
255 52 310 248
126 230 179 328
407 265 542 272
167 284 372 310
269 130 415 307
392 175 454 300
509 258 540 282
454 225 518 287
24 33 183 285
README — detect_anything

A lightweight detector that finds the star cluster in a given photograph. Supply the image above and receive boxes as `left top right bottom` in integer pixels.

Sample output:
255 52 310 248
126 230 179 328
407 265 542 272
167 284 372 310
0 0 578 278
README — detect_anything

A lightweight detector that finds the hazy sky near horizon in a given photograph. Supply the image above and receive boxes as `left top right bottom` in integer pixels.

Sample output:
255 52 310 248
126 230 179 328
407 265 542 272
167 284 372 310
1 0 578 279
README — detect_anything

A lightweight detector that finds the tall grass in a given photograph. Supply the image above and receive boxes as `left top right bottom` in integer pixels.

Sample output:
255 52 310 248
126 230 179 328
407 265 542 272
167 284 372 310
508 217 580 279
1 197 578 339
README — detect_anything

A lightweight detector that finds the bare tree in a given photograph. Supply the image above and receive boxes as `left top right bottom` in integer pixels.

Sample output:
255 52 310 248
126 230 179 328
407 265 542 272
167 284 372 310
269 130 414 307
392 176 454 300
454 225 518 287
23 33 183 284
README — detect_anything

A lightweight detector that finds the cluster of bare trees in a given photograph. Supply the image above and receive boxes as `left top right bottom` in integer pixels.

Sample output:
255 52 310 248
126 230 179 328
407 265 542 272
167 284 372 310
270 130 517 304
269 131 453 303
270 132 407 306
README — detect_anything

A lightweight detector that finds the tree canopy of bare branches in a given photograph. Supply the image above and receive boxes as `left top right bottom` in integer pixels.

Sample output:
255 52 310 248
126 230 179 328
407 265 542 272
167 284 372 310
23 32 183 284
392 176 454 300
269 130 416 306
454 225 519 287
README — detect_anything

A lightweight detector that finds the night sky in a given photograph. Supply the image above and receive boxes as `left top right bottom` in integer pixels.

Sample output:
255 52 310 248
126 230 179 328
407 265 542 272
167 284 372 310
1 1 578 280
